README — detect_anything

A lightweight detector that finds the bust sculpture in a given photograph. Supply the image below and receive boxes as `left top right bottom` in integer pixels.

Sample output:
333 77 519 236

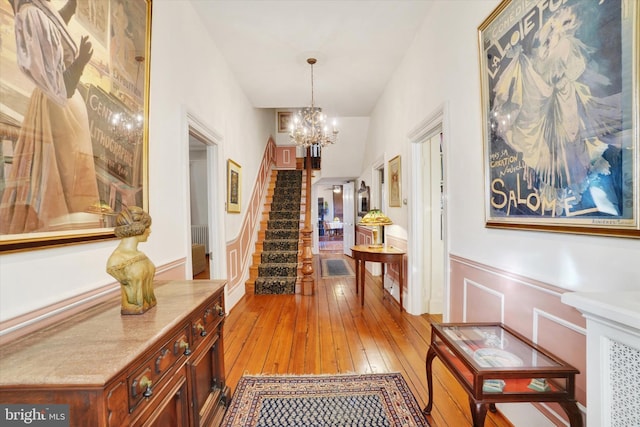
106 206 157 315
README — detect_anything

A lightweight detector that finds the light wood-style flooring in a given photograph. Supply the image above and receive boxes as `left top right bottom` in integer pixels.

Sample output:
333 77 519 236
223 253 513 427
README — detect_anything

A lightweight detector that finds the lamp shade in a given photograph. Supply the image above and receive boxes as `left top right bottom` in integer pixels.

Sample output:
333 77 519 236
358 209 393 226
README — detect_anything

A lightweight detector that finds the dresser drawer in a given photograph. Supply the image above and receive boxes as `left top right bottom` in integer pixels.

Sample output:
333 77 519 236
191 295 225 347
128 324 191 412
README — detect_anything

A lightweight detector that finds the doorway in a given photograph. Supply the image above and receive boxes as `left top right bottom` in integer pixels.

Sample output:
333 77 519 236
407 108 447 316
186 113 222 280
318 185 344 253
188 134 210 279
341 181 355 256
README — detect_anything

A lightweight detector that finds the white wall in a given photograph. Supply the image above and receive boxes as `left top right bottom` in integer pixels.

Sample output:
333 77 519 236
0 0 273 323
364 0 640 292
320 117 369 180
189 151 208 226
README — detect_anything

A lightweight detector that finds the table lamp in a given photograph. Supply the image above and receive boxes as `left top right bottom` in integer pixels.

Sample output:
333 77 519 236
358 208 392 248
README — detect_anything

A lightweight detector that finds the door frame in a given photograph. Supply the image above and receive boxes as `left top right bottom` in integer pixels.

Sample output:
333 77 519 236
342 181 355 256
407 104 450 317
185 110 224 279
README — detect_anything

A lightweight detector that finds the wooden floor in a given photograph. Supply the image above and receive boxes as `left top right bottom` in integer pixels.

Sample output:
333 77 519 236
223 253 513 427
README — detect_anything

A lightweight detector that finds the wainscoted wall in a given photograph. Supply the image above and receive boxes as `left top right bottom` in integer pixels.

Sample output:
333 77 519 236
275 145 297 169
354 227 408 308
449 255 587 426
225 138 276 306
384 234 408 305
355 225 373 246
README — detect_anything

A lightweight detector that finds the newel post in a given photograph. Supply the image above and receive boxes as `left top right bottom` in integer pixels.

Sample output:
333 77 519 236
301 146 315 295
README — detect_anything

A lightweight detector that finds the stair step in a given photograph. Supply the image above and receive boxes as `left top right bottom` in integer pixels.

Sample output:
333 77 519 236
265 229 299 240
261 251 298 263
269 211 300 220
271 201 302 210
258 263 298 277
268 219 300 229
255 277 296 295
263 239 299 252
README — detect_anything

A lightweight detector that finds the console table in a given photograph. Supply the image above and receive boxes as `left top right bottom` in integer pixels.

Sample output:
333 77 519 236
0 280 229 427
351 244 405 311
424 322 581 427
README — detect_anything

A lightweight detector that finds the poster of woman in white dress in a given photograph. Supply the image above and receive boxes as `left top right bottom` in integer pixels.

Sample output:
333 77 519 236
0 0 150 251
480 0 638 236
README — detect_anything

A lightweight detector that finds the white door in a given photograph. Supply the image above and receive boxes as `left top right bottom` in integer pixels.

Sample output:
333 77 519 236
342 181 355 256
408 118 447 315
427 133 444 312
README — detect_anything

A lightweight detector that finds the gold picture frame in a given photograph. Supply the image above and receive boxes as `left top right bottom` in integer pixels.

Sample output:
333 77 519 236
388 155 401 207
0 0 152 252
227 159 241 213
479 0 639 238
277 111 292 133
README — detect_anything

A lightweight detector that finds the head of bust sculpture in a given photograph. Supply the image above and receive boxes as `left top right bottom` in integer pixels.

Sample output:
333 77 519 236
114 206 152 238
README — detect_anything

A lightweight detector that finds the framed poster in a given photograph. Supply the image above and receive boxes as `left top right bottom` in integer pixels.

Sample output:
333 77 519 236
227 159 241 213
479 0 639 238
0 0 152 252
388 155 401 207
277 111 292 133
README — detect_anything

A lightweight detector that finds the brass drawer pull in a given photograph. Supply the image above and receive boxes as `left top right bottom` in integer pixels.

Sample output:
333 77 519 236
132 376 153 399
214 303 225 317
140 376 153 398
196 323 207 337
178 339 191 355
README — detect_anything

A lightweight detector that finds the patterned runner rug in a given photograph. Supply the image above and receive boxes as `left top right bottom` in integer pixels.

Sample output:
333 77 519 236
221 373 430 427
320 258 355 277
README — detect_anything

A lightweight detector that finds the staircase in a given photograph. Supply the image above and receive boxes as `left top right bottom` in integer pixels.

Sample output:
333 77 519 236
250 170 303 294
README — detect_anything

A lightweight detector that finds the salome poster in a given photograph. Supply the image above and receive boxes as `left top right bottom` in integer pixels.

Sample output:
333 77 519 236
480 0 638 236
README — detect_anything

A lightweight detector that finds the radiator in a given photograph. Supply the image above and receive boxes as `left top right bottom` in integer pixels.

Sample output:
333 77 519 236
191 224 209 253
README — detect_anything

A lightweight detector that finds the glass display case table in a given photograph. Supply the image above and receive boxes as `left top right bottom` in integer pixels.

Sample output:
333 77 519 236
424 322 581 426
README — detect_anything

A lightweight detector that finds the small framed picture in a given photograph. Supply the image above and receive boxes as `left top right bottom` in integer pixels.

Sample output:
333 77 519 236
388 155 401 207
227 159 241 213
277 111 292 133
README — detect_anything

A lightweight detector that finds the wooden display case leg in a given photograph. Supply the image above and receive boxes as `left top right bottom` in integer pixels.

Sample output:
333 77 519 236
469 398 488 427
559 401 583 427
423 347 437 415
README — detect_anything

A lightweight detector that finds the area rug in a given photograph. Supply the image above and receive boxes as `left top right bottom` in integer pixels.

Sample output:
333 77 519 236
221 373 429 427
320 258 355 277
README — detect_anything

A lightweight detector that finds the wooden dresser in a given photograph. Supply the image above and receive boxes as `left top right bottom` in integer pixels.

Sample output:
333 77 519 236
0 280 229 426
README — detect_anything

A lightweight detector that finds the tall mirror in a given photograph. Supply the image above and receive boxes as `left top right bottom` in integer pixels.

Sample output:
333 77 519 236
357 181 370 217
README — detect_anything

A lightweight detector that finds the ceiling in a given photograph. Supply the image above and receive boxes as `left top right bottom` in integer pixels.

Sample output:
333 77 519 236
191 1 434 118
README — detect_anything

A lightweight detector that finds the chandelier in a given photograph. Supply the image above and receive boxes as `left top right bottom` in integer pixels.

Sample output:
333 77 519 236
289 58 338 147
111 111 144 145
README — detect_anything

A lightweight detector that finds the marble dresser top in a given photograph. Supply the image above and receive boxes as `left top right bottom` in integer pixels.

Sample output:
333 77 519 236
0 280 226 386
